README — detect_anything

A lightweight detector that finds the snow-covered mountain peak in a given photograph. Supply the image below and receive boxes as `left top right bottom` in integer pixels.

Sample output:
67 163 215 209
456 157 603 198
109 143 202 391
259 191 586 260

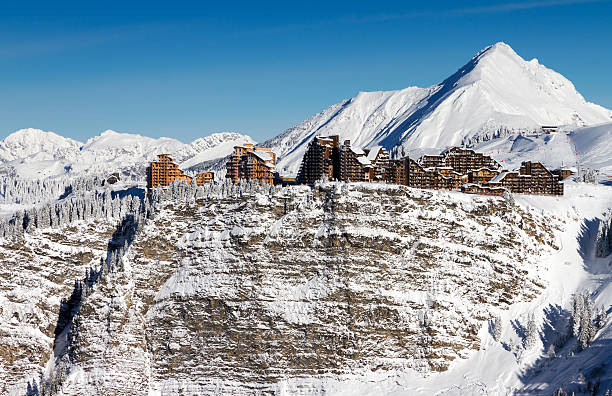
266 42 612 174
0 128 254 179
0 128 82 162
176 132 255 169
3 128 82 148
82 130 184 151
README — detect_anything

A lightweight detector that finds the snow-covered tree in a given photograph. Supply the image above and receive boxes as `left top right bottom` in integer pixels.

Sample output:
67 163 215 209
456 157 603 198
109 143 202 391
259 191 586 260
571 291 597 350
571 293 584 337
493 316 502 341
596 306 608 328
523 316 538 349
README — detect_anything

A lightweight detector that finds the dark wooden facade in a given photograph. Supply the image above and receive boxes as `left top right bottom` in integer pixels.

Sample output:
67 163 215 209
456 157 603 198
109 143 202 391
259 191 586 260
461 183 506 196
296 136 339 185
196 171 214 185
486 161 563 195
468 168 501 184
435 147 501 175
294 138 563 196
552 167 576 180
338 140 370 182
384 159 408 185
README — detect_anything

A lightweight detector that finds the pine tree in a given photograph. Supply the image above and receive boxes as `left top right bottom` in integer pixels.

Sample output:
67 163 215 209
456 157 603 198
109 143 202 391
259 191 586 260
524 316 538 349
493 316 502 341
578 294 596 350
571 293 584 337
596 306 608 328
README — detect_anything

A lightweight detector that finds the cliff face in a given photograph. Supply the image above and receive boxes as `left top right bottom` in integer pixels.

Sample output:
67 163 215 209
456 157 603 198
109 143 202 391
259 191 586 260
0 219 117 395
1 183 562 395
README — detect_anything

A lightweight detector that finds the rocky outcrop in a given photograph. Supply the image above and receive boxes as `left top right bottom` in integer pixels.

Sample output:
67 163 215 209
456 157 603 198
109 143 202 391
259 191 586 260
32 183 561 395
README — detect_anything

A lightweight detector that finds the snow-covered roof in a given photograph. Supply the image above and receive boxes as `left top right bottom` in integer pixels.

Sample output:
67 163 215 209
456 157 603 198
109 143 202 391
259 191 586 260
357 156 371 166
350 146 365 155
553 167 578 173
252 150 273 162
489 171 511 183
366 146 382 162
471 167 498 172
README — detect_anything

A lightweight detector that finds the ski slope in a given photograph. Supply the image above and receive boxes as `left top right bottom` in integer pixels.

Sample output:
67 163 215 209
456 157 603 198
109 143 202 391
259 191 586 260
474 122 612 178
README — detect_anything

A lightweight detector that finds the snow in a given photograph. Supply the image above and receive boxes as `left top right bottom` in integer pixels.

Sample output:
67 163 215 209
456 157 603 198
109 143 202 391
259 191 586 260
0 129 253 179
252 150 273 162
1 41 612 395
349 146 365 155
356 156 371 166
474 122 612 178
365 146 382 162
264 42 611 176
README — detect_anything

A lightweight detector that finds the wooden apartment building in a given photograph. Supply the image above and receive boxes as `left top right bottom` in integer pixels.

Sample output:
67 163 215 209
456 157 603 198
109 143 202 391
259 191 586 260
196 171 214 185
147 154 214 189
485 161 563 195
226 143 277 185
418 147 501 175
296 136 339 184
295 136 563 196
296 136 391 184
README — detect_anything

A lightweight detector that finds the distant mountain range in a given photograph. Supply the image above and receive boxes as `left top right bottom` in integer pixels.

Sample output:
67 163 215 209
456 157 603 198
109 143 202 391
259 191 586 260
0 129 253 179
0 42 610 180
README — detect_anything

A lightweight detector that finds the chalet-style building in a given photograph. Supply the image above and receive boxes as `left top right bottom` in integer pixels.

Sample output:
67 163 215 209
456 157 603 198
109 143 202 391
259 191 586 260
296 136 393 184
486 161 563 195
294 136 563 196
384 159 408 185
106 172 120 185
338 140 371 182
419 154 444 169
542 126 559 134
227 143 277 185
147 154 214 189
430 147 501 175
364 146 390 181
296 136 339 184
196 171 214 185
552 167 577 180
467 168 501 184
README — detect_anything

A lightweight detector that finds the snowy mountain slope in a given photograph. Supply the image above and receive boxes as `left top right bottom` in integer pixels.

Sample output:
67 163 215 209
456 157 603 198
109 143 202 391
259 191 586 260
0 128 82 163
264 42 611 175
470 121 612 177
0 129 253 179
175 132 255 169
570 122 612 175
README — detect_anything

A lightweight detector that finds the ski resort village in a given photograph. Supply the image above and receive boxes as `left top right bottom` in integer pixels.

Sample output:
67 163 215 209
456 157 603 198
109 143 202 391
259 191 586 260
1 40 612 396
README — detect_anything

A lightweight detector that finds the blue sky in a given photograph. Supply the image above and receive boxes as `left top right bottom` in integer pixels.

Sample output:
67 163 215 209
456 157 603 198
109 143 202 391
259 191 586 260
0 0 610 142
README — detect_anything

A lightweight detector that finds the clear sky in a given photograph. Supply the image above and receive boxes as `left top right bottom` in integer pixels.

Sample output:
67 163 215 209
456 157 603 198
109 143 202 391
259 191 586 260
0 0 611 143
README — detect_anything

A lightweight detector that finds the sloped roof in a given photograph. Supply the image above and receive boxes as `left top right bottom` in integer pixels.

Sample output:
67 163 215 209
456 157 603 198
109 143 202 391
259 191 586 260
350 146 365 155
357 156 371 166
251 150 273 162
366 146 382 162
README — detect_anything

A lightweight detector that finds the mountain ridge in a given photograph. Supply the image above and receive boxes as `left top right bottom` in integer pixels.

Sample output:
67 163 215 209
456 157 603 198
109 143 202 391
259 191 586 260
264 41 611 174
0 129 254 179
1 42 610 179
